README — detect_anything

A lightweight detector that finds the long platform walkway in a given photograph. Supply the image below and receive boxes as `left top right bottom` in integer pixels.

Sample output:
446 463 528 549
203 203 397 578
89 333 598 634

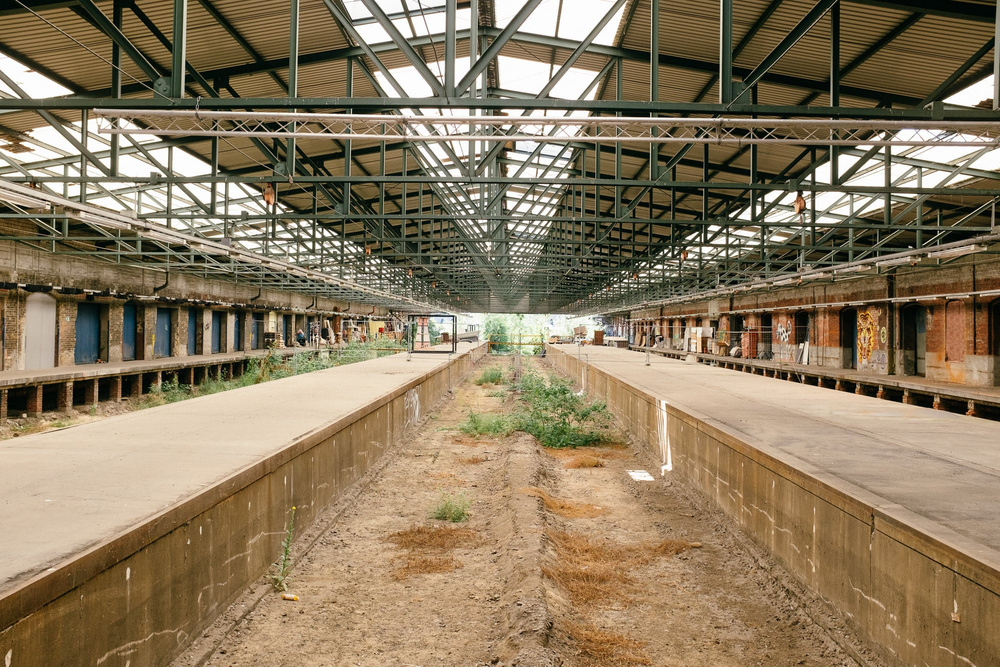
576 345 1000 561
0 344 476 593
630 343 1000 419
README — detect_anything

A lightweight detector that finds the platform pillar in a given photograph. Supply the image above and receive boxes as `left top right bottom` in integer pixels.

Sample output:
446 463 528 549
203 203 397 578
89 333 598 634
876 386 885 400
966 400 977 418
932 395 943 410
902 390 915 405
58 381 73 413
26 385 43 417
0 389 8 421
109 376 122 402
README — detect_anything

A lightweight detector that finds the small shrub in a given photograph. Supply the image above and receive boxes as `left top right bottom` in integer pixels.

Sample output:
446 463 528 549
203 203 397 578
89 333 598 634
475 367 504 385
431 492 470 522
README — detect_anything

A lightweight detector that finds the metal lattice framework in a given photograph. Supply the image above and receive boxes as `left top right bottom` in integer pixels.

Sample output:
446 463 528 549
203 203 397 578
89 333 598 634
2 0 1000 314
94 110 1000 147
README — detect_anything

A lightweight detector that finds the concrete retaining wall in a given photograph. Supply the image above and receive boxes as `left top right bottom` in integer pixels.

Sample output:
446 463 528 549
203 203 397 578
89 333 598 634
0 344 485 667
548 346 1000 667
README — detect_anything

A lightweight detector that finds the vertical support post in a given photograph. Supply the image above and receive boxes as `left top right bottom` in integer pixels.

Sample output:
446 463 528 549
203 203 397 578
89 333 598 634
884 146 891 226
445 0 457 97
59 381 73 413
27 385 43 417
110 0 123 176
469 0 478 175
615 58 623 217
287 0 299 177
720 0 733 104
80 109 88 204
649 0 660 180
344 57 353 214
170 0 188 98
995 0 1000 110
916 167 923 248
109 376 122 402
830 0 840 184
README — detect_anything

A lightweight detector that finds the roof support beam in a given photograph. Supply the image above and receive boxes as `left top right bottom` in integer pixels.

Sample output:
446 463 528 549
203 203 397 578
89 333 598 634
455 0 543 95
358 0 447 97
733 0 838 105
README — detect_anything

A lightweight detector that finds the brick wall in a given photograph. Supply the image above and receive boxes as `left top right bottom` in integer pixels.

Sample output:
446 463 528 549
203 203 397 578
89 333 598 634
56 299 76 368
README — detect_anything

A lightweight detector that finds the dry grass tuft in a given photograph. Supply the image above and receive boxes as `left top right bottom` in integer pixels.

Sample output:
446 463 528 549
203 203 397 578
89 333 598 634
564 455 605 469
543 530 690 608
388 525 479 580
564 621 652 666
388 525 478 551
521 487 606 518
459 455 487 465
391 555 461 580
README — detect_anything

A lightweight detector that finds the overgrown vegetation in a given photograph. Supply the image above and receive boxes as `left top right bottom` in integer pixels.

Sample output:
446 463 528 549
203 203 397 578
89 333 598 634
431 491 471 522
139 340 406 409
462 363 617 448
514 371 614 448
475 366 505 385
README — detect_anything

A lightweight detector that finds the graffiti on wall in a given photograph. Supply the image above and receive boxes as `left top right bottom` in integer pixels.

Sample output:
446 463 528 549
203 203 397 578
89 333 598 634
775 322 791 343
857 307 887 370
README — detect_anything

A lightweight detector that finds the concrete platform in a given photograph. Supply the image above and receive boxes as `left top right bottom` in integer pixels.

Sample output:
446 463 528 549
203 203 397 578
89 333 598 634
0 344 472 592
0 342 483 667
550 345 1000 667
630 343 1000 416
573 345 1000 552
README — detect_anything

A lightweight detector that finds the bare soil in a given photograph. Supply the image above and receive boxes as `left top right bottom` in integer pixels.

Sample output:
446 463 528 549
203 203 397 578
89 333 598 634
172 357 883 667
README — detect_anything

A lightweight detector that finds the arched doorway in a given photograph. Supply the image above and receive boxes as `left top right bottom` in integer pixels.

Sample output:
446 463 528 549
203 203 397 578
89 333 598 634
901 305 927 376
840 308 858 369
25 292 57 370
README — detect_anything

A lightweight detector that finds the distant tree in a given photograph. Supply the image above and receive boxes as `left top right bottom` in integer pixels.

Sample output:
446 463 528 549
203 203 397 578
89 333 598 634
484 314 510 353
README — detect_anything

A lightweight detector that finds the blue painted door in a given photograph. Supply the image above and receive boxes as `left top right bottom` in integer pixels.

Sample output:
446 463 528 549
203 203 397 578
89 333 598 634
75 302 101 365
154 308 172 358
233 312 244 351
122 301 137 361
211 311 224 353
284 315 292 345
188 307 197 355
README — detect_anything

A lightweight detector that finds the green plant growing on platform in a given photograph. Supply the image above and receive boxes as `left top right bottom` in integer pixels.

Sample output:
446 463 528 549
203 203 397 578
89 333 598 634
432 492 470 522
270 506 297 592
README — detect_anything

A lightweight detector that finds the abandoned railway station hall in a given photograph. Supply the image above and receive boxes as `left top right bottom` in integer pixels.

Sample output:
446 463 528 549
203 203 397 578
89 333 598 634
4 0 1000 665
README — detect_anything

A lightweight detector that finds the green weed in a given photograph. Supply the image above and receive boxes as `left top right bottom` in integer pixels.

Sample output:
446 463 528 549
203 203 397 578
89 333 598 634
460 412 515 437
270 506 296 591
432 492 470 522
475 367 504 385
